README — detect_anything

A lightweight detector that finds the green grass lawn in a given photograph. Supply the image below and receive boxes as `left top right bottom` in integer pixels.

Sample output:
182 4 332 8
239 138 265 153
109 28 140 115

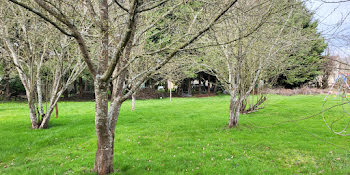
0 95 349 175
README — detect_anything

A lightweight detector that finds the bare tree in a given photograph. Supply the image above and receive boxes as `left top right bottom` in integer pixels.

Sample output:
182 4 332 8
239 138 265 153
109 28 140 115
0 6 85 128
199 0 305 127
0 52 12 100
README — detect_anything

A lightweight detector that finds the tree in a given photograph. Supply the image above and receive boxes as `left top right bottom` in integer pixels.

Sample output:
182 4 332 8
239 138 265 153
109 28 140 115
0 51 13 100
5 0 239 174
274 7 328 88
0 5 85 128
199 0 305 127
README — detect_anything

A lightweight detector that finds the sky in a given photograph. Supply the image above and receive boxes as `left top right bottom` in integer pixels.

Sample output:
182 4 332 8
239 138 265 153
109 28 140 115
305 0 350 57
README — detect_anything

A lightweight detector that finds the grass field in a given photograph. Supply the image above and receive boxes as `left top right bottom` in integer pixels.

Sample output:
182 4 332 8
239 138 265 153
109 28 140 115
0 95 349 174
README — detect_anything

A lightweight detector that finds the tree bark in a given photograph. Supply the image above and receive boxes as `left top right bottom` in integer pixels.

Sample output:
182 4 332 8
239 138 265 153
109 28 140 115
228 95 240 128
35 52 45 119
28 93 39 129
131 93 136 111
93 79 114 174
39 93 60 129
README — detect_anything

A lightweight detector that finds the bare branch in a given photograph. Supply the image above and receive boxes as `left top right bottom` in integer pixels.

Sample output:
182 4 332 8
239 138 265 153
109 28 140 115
7 0 73 37
137 0 169 13
101 0 138 82
120 0 239 101
33 0 97 77
113 0 129 13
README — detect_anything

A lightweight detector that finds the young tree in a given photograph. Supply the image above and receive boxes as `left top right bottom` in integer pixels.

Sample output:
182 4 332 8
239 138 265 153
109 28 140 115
6 0 239 174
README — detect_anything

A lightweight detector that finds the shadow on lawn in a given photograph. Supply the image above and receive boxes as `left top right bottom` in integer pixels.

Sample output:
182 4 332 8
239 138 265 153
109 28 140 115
45 122 65 129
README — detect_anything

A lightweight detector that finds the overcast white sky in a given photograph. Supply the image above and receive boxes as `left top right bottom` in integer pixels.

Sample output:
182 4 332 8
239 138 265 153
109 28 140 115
305 0 350 57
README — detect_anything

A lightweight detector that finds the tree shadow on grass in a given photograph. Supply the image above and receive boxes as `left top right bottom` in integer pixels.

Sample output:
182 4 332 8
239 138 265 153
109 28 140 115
47 122 65 129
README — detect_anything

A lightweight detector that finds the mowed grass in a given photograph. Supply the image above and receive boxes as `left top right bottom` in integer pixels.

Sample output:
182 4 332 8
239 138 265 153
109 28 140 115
0 95 349 175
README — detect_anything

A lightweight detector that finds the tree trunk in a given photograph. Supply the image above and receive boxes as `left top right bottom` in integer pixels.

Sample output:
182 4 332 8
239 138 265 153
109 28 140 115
5 77 10 100
228 95 240 128
36 74 45 119
93 79 124 175
79 77 84 98
39 97 59 129
84 79 89 92
4 71 10 100
93 79 114 175
28 94 39 129
3 60 11 100
39 113 52 129
188 79 191 95
131 93 136 111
